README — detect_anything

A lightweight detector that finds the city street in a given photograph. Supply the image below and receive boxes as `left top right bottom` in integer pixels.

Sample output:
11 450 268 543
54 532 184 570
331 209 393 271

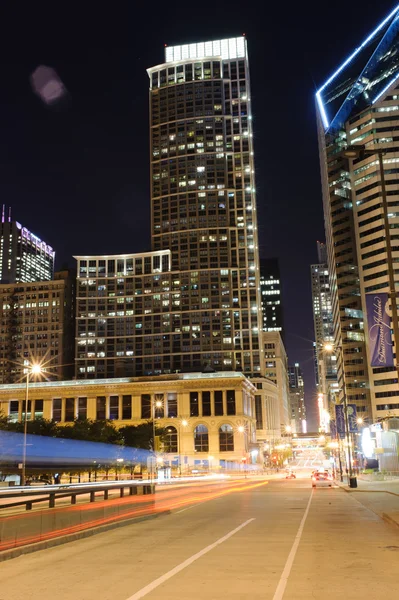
1 475 399 599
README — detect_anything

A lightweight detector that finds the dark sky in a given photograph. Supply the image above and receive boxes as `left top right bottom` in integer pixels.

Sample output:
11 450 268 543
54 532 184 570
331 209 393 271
0 1 395 429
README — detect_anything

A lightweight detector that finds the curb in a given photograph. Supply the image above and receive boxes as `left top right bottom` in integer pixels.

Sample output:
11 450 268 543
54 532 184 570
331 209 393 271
382 512 399 528
0 509 170 563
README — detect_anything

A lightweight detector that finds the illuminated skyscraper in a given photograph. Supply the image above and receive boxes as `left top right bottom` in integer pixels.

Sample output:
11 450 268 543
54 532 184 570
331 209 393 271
316 5 399 422
260 258 283 336
147 38 263 376
0 207 55 284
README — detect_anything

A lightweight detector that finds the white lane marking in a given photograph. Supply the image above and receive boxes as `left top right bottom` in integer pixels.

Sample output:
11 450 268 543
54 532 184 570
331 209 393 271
126 518 255 600
175 504 199 514
272 491 313 600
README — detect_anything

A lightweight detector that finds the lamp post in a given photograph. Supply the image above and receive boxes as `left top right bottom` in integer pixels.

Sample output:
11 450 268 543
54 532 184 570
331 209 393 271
22 363 42 486
324 343 356 487
151 398 163 483
238 424 248 478
178 419 188 477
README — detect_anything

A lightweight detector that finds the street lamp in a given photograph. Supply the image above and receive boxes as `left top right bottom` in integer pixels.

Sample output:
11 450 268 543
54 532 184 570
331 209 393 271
22 362 43 486
238 424 248 477
324 343 357 487
178 418 188 477
151 398 163 483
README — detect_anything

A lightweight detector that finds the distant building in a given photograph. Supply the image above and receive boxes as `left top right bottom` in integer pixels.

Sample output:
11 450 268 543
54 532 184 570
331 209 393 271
311 241 337 429
289 363 306 433
0 270 74 383
262 331 290 431
0 207 55 284
260 258 283 336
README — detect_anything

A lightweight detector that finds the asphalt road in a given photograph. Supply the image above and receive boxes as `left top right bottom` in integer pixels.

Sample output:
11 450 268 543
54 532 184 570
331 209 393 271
1 474 399 600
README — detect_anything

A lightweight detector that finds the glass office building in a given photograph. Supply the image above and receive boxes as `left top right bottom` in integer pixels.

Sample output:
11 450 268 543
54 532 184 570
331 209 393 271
316 6 399 421
147 37 263 376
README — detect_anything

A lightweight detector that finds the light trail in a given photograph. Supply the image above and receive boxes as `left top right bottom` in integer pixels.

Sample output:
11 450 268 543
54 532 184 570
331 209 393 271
0 479 268 552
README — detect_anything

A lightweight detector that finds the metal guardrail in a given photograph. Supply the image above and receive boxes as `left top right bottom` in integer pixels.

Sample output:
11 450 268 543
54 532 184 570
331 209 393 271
0 481 154 511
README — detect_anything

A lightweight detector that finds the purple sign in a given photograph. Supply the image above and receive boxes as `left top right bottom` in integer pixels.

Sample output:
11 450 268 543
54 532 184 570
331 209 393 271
335 405 345 438
347 404 358 433
366 293 393 367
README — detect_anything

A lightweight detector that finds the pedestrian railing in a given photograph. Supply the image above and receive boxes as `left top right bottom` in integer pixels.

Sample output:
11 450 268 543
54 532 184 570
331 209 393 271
0 481 154 512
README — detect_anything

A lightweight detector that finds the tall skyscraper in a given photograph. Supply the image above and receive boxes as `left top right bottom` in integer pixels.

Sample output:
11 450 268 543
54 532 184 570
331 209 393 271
260 258 283 336
0 207 55 284
147 37 262 376
311 241 337 427
316 6 399 423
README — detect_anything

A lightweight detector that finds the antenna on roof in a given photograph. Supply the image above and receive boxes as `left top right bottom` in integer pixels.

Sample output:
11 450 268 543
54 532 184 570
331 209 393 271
8 206 11 222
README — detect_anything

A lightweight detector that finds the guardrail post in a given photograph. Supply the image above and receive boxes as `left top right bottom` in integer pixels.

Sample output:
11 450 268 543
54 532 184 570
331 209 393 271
90 491 95 503
104 489 109 500
71 494 77 505
49 493 55 508
120 487 124 498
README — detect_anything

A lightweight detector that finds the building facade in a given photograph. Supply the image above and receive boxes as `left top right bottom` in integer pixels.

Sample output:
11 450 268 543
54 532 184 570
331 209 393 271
0 210 55 284
147 37 263 377
75 251 174 379
260 258 283 336
0 372 262 469
316 6 399 423
288 363 306 433
0 271 74 384
311 241 337 428
262 331 290 430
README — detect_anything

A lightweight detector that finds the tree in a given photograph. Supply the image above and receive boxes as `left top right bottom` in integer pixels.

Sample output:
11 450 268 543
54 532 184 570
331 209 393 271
119 422 166 450
57 419 122 444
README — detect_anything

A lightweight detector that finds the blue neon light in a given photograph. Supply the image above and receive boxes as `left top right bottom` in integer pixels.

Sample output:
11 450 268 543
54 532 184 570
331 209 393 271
372 70 399 103
316 3 399 128
316 91 329 129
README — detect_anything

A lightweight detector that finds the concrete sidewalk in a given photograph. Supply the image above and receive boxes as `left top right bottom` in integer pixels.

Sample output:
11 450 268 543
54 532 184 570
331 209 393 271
336 475 399 528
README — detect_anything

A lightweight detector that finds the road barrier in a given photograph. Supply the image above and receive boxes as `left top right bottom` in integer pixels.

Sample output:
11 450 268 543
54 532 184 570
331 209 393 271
0 482 154 512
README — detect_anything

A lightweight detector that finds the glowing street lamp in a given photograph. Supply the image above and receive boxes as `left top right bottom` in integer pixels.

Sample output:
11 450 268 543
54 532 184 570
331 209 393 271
22 362 43 486
151 398 163 483
238 424 248 478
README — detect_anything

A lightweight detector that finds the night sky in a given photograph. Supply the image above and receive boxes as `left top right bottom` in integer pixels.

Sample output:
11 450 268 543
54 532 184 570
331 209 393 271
0 1 395 429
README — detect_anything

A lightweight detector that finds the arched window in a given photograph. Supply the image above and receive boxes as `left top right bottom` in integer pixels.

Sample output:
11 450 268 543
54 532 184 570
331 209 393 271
219 424 234 452
163 426 178 453
194 424 209 452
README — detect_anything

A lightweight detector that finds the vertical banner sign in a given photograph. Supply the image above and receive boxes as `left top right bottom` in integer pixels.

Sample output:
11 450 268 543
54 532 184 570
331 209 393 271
366 293 394 367
335 405 345 438
347 404 358 433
